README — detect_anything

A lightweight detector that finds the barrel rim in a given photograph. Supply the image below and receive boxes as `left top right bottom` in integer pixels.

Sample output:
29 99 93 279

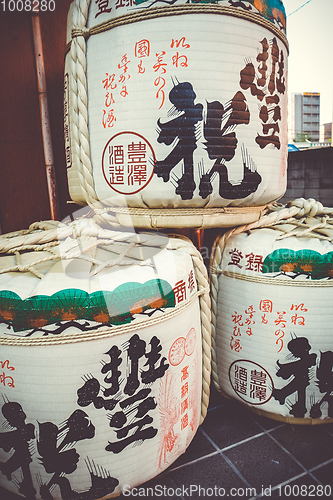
65 4 289 56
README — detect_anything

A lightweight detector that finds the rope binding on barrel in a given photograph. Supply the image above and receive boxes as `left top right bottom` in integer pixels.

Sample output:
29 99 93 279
66 4 289 55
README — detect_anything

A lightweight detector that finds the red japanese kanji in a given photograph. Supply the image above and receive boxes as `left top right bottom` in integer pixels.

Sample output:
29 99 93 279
274 311 286 328
170 37 190 49
103 109 117 128
102 73 117 90
181 398 189 414
153 52 167 74
109 145 124 164
105 92 115 107
181 365 189 382
291 314 305 326
181 413 189 430
259 299 273 313
173 280 186 304
290 303 308 312
230 337 242 352
188 270 196 294
232 312 243 326
233 325 242 337
172 53 188 68
95 0 112 18
245 253 264 272
135 39 150 58
228 248 244 268
181 382 189 399
115 0 135 8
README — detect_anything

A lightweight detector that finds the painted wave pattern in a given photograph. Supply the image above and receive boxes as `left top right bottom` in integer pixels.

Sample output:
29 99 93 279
262 249 333 280
0 279 175 332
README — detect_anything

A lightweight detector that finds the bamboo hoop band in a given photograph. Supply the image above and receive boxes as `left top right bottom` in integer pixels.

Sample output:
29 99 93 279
209 197 333 394
66 0 288 224
0 221 211 424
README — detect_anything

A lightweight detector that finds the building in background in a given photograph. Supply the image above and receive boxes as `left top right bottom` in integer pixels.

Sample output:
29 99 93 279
289 92 320 142
320 122 332 143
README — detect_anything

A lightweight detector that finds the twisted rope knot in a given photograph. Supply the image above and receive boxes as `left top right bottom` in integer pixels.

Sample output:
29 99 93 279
209 265 223 276
288 197 325 218
71 26 91 39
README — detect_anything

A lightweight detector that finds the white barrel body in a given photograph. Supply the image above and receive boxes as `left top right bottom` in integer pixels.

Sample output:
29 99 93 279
0 228 205 498
65 0 288 210
214 227 333 423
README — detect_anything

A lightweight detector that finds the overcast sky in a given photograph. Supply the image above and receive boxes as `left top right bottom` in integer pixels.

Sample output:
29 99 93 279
283 0 333 125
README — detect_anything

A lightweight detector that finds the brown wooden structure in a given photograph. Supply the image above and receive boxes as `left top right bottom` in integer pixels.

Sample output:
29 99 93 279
0 2 77 234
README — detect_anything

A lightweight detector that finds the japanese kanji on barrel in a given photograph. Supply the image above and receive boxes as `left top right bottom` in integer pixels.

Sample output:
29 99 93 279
210 198 333 424
0 218 211 499
64 0 288 228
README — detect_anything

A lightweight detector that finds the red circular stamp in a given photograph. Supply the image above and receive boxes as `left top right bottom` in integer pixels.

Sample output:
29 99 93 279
168 337 186 366
102 131 155 195
185 328 196 356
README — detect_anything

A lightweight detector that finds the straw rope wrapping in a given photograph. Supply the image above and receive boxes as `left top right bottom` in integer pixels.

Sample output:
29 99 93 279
209 198 333 393
69 1 119 227
67 0 288 226
0 219 211 424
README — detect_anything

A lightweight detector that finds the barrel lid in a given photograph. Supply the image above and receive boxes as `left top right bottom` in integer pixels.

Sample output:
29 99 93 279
83 0 287 35
0 215 203 338
241 0 286 32
210 198 333 283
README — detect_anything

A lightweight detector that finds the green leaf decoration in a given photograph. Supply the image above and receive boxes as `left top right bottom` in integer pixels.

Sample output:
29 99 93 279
262 249 333 280
0 279 175 332
50 289 90 322
0 291 22 326
88 291 113 325
104 279 175 325
320 251 333 280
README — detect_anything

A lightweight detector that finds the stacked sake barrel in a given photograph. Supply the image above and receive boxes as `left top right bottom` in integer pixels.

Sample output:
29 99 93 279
210 198 333 424
0 0 291 498
0 219 211 498
64 0 288 228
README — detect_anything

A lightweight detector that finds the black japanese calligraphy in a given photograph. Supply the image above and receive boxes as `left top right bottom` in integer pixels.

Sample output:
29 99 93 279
199 94 261 199
155 82 203 200
310 351 333 419
240 37 286 150
0 401 36 499
155 81 262 200
272 337 316 418
0 402 119 500
77 333 169 454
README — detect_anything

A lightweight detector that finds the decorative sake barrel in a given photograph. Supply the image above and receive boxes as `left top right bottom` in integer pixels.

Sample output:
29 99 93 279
210 198 333 424
0 218 211 499
64 0 288 229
